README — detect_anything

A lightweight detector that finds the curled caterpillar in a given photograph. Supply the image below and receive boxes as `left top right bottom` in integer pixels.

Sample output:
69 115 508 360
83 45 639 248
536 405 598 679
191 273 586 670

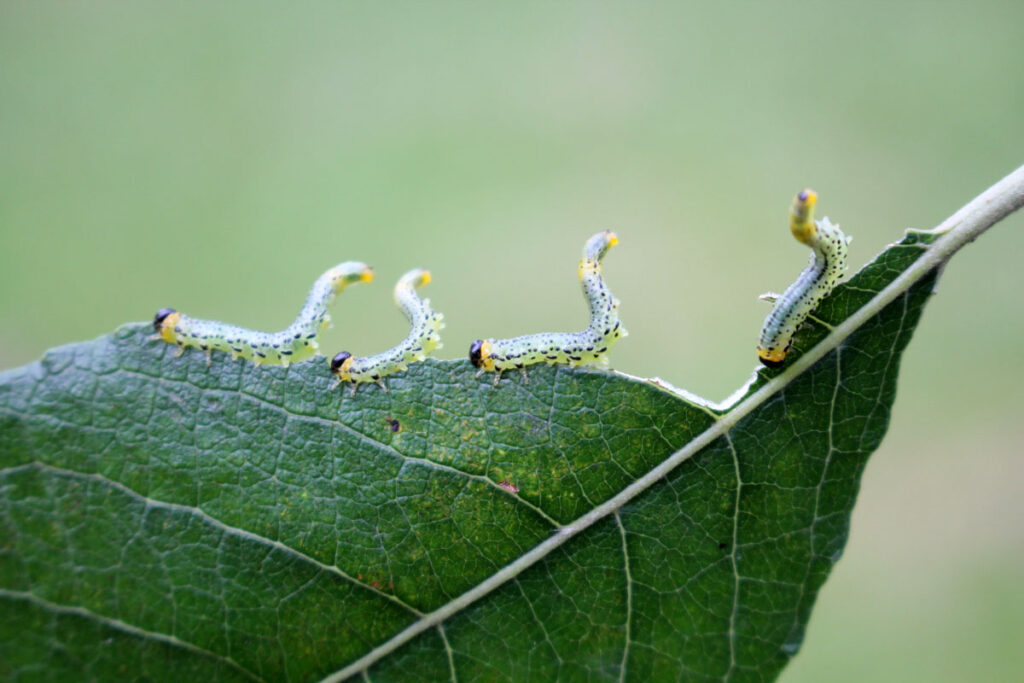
330 268 444 395
757 189 850 368
469 230 626 384
153 261 374 365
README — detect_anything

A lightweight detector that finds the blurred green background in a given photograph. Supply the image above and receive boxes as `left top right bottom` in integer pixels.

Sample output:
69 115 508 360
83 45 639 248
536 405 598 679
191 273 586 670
1 2 1021 680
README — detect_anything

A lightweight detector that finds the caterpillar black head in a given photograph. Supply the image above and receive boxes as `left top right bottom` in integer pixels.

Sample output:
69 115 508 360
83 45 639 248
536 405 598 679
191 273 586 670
758 354 786 369
468 340 484 368
153 308 176 331
330 351 353 375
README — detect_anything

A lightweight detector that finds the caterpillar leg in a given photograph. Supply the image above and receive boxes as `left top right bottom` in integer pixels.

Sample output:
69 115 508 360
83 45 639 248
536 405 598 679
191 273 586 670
518 367 529 384
337 379 386 397
203 349 212 366
492 370 503 387
174 345 187 358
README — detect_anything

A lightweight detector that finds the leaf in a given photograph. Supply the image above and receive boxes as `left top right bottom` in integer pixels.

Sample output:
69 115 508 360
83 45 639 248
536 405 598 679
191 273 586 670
2 161 1022 682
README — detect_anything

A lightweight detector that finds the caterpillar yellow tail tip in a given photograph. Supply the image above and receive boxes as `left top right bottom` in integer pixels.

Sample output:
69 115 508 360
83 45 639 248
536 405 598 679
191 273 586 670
796 189 817 206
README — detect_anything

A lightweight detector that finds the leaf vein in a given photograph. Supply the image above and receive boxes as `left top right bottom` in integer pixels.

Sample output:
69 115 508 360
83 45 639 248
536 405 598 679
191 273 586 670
0 462 423 617
115 368 565 528
0 588 265 682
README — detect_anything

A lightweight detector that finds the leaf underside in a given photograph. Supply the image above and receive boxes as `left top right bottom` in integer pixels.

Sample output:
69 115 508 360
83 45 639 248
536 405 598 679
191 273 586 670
0 232 938 682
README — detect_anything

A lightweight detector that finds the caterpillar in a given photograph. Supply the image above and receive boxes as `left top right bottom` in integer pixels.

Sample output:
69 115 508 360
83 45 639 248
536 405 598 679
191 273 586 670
152 261 374 365
757 189 850 368
330 268 444 395
469 230 626 384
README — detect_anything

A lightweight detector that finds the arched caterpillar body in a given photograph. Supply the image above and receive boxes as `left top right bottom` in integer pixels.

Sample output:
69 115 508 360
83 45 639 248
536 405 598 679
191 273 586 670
469 230 626 383
153 261 374 365
330 268 444 394
757 189 850 367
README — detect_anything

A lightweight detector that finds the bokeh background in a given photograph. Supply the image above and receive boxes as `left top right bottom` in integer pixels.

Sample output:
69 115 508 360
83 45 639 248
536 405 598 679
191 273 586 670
2 3 1022 680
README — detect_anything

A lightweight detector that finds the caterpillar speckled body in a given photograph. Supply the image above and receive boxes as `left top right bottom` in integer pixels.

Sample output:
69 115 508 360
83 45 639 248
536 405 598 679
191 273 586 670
469 230 626 383
153 261 373 365
757 189 850 367
330 268 444 395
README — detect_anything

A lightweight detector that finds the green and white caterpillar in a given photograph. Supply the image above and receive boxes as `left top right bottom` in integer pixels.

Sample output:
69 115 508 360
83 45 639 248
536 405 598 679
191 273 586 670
757 189 850 368
469 230 626 383
330 268 444 395
153 261 373 365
